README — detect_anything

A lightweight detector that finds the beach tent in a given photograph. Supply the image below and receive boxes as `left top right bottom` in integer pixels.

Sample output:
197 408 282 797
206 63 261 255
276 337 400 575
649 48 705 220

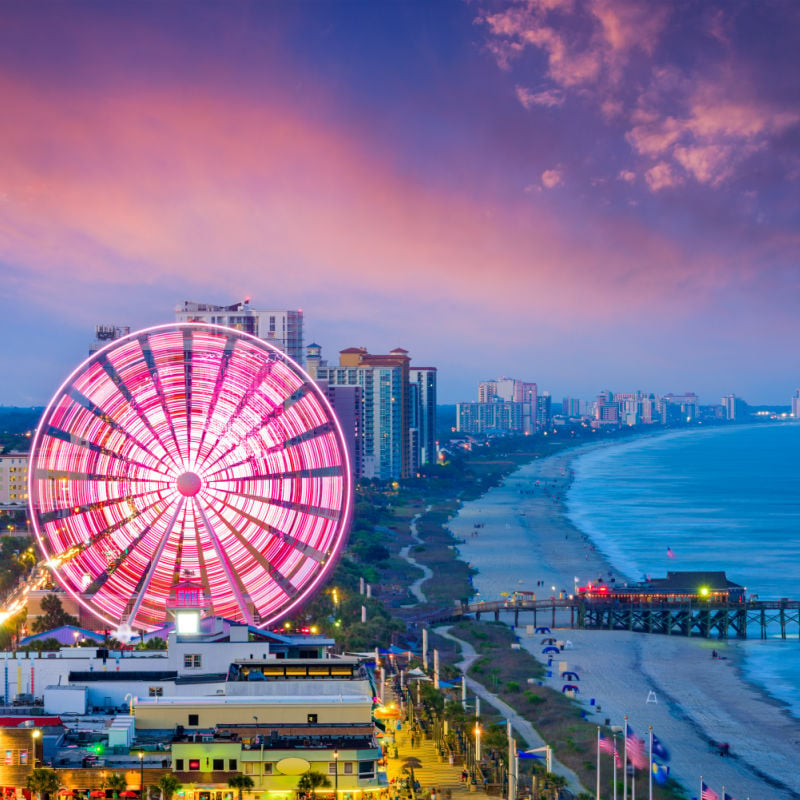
535 627 551 634
542 646 560 654
561 684 580 693
541 638 558 645
561 671 580 681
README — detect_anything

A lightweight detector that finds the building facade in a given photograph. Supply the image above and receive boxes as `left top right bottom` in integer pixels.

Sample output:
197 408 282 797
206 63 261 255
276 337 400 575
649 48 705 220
176 300 304 363
0 455 28 506
311 347 436 480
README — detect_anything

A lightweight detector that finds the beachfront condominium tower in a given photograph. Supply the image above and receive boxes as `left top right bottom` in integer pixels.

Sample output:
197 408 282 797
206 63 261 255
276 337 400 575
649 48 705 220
792 390 800 418
476 378 538 434
312 346 436 480
175 299 304 363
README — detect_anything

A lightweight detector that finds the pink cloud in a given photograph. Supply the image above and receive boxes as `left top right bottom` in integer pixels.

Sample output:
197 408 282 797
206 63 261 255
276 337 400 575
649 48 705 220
541 168 564 188
618 169 636 183
515 85 565 109
644 162 682 191
0 71 717 329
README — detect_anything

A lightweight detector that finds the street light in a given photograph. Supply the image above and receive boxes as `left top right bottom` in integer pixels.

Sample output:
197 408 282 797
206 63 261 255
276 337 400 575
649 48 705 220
138 751 144 798
333 749 339 798
253 717 263 785
474 724 481 763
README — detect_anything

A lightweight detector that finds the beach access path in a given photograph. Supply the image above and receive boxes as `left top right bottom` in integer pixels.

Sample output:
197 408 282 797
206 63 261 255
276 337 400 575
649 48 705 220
436 626 585 797
449 443 800 800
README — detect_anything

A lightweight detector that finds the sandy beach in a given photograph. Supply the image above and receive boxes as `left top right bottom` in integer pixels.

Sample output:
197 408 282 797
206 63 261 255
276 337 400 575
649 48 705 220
448 444 800 800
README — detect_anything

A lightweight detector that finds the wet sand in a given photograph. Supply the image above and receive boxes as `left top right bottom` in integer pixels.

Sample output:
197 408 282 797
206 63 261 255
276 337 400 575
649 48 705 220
449 445 800 800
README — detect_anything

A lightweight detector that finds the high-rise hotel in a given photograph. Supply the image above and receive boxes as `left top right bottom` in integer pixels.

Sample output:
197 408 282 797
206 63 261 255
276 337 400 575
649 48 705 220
308 345 437 481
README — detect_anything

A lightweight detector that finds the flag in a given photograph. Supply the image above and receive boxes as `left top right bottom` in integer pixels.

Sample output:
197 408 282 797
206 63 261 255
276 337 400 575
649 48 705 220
723 794 736 800
652 733 671 762
625 730 647 770
701 782 719 800
667 547 675 558
651 762 670 785
599 732 621 766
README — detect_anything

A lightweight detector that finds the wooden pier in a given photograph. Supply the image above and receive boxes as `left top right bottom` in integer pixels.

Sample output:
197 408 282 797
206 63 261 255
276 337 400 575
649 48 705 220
424 597 800 640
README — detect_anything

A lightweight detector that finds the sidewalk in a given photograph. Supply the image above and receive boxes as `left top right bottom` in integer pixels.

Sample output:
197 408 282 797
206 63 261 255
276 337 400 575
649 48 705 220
384 721 494 800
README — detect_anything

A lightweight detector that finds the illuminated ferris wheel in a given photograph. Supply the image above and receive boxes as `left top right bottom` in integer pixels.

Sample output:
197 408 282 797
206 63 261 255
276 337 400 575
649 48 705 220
27 323 352 633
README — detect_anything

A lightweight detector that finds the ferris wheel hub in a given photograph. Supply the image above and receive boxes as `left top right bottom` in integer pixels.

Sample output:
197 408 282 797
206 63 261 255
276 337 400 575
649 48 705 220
176 471 202 497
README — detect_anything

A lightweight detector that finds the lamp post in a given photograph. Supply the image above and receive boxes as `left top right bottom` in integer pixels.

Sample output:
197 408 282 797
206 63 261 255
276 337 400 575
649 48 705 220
333 749 339 799
138 751 144 798
253 716 264 786
31 729 40 770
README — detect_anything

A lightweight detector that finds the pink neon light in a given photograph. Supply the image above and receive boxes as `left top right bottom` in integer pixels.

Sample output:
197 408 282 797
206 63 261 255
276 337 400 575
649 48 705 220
27 323 353 631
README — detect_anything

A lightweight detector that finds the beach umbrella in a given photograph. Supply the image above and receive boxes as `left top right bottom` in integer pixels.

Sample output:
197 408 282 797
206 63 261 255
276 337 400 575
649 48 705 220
561 671 580 681
89 792 106 798
119 793 138 798
561 684 580 693
541 638 557 645
542 646 560 654
535 627 551 634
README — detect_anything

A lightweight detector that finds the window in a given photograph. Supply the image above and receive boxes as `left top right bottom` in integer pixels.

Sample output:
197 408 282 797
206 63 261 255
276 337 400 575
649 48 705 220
263 763 273 774
189 759 200 771
148 687 163 697
213 759 224 771
358 761 375 778
228 760 237 771
176 759 184 771
188 714 199 726
243 763 257 776
184 654 202 668
344 763 353 775
20 750 28 765
307 713 318 724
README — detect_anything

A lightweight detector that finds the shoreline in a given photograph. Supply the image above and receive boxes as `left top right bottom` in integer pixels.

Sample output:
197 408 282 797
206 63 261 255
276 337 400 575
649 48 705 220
447 442 800 800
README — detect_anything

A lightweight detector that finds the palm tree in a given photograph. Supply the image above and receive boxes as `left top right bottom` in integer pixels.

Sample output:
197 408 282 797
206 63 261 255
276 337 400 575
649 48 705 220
157 775 181 800
26 767 60 800
228 775 254 800
296 770 331 800
103 773 128 800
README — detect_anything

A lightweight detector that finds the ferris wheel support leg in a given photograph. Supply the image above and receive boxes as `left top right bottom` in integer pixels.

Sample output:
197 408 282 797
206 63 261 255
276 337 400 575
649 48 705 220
194 499 255 626
124 497 187 630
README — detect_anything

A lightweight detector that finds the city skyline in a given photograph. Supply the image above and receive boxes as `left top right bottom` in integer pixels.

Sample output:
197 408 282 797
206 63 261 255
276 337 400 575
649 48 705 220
0 1 797 406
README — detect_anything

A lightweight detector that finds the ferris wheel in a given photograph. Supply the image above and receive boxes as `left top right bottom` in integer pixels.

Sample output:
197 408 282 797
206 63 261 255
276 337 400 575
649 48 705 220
27 323 352 633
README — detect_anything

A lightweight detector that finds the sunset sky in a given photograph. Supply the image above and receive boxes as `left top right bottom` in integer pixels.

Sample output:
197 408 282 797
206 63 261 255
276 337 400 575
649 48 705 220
1 0 798 406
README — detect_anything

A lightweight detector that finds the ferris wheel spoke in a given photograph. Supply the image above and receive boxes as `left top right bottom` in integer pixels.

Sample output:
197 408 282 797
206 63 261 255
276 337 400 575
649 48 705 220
210 465 343 484
138 333 187 462
192 332 237 467
193 498 255 625
46 490 171 563
37 486 168 526
204 420 336 477
209 495 329 563
80 506 173 594
42 424 172 483
182 329 195 462
200 505 301 598
97 353 182 473
123 497 186 628
64 385 173 471
197 352 282 470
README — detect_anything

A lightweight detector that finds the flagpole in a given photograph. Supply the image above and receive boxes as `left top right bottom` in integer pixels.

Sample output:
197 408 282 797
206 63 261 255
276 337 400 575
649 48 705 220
612 735 618 800
648 727 653 800
623 716 628 800
700 776 703 800
631 766 635 800
596 727 601 800
721 785 725 800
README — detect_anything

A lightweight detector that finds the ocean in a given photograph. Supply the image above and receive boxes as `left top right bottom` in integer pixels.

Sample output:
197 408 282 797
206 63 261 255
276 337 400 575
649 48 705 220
566 422 800 720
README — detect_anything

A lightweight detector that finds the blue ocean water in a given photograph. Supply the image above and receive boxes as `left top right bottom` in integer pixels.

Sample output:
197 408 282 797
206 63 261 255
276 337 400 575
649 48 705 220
565 423 800 718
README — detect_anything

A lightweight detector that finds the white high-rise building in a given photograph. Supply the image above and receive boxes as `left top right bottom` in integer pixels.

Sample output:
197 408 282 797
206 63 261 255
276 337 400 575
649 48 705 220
176 299 304 363
792 389 800 419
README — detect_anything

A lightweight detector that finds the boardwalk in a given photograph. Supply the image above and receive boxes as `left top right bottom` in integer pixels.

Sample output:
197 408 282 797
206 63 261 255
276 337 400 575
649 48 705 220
383 713 494 800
